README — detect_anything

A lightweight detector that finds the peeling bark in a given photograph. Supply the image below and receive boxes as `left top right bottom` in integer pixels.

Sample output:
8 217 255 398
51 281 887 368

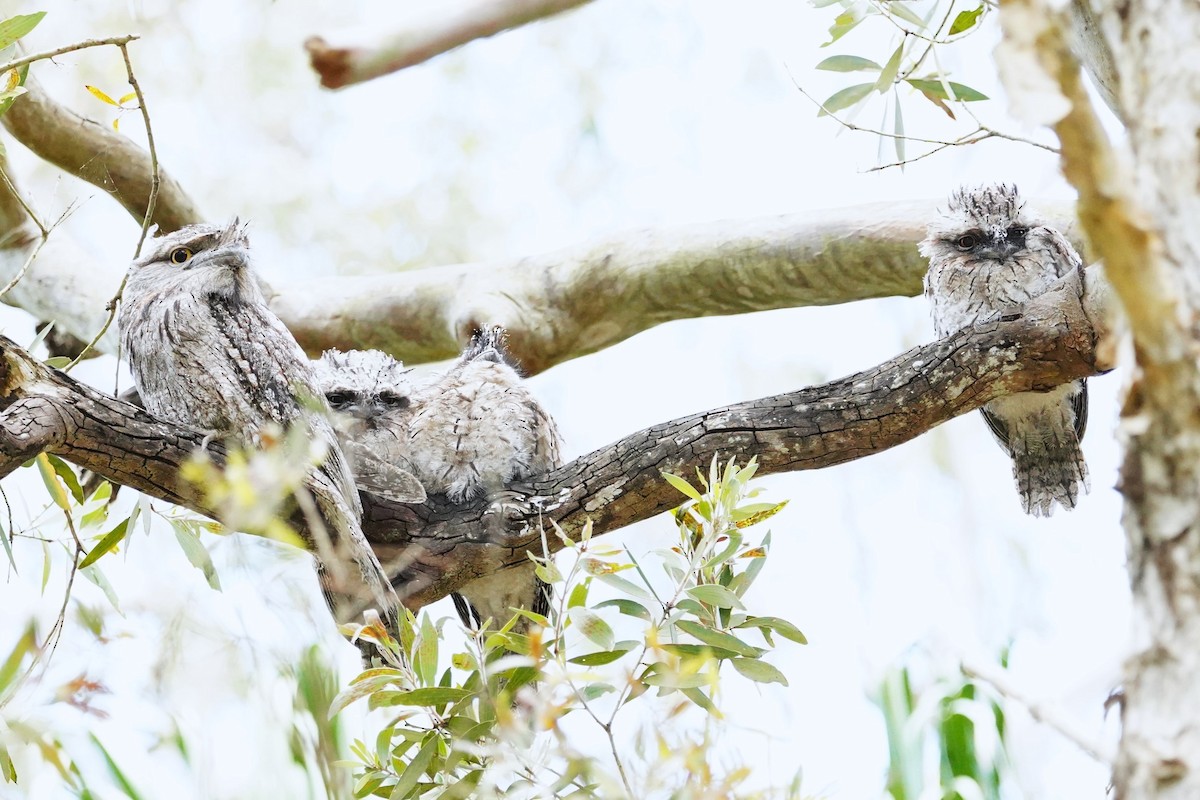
998 1 1200 796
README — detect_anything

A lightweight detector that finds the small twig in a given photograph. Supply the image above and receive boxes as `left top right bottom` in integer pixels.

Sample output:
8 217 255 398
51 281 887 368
790 74 968 147
866 0 958 44
0 165 45 236
0 238 46 302
0 198 78 302
791 71 1059 173
898 4 957 82
64 40 159 372
0 35 139 77
961 656 1116 765
118 42 159 257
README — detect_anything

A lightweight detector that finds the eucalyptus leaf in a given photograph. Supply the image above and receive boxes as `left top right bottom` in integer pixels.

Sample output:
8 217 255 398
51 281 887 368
815 55 881 72
818 83 874 117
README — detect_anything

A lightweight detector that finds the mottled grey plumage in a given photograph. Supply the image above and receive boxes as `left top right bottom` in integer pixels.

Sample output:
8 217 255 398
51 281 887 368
118 222 399 624
316 328 563 632
921 184 1089 516
310 350 426 506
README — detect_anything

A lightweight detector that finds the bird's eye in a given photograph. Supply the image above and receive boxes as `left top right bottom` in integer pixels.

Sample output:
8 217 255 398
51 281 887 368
380 392 409 409
955 235 977 250
169 247 193 265
325 391 355 409
1008 227 1028 238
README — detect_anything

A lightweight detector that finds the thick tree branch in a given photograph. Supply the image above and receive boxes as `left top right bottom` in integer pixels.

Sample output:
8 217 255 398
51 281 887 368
272 202 1077 374
2 78 202 232
0 266 1109 609
305 0 596 90
0 79 1083 376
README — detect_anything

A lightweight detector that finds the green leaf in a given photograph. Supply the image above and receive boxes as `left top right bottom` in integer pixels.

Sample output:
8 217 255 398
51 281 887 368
567 581 589 609
580 683 616 701
888 1 926 27
874 44 903 91
0 516 13 574
46 455 84 504
35 453 71 511
79 519 129 570
640 667 712 689
823 10 864 46
40 541 50 592
353 771 386 797
661 643 743 661
814 55 881 72
389 734 438 799
593 571 657 604
686 584 745 610
905 79 989 102
534 562 563 584
0 13 45 52
735 615 808 645
370 687 472 708
569 607 615 650
949 5 984 35
170 522 220 590
0 623 35 697
730 657 789 686
732 500 788 528
675 620 762 658
44 356 70 369
81 564 121 611
818 83 874 117
568 647 634 667
661 471 702 502
90 734 144 800
416 614 438 686
682 687 721 715
0 743 15 782
894 95 906 164
593 598 652 621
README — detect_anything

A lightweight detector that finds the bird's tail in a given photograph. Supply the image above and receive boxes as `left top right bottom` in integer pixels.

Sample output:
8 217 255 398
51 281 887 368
452 564 550 635
1007 418 1090 517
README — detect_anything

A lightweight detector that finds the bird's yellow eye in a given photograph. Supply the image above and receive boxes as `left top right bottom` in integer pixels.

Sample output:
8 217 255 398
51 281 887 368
169 247 193 265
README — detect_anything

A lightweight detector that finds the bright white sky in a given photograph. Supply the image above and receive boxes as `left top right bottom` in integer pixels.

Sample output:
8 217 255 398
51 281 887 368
0 0 1125 797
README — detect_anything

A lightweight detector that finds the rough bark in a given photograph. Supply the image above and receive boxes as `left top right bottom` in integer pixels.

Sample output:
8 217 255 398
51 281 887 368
999 2 1200 797
1096 3 1200 796
305 0 596 89
0 267 1109 608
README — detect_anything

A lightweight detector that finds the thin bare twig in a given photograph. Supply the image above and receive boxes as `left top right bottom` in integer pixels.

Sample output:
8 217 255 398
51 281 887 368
898 4 958 82
0 181 79 302
0 35 139 77
960 656 1115 765
866 0 962 44
0 165 44 237
65 41 159 372
791 71 1059 174
0 237 47 302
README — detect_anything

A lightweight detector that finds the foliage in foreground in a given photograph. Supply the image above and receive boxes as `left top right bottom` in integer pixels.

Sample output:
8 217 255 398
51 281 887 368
337 457 810 799
877 652 1014 800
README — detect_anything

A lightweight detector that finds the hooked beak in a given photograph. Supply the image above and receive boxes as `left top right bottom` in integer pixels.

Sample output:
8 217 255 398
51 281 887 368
977 234 1022 261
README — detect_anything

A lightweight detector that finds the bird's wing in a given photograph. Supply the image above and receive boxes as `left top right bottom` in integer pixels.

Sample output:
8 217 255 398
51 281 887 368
980 407 1013 457
343 441 427 504
1073 380 1089 442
